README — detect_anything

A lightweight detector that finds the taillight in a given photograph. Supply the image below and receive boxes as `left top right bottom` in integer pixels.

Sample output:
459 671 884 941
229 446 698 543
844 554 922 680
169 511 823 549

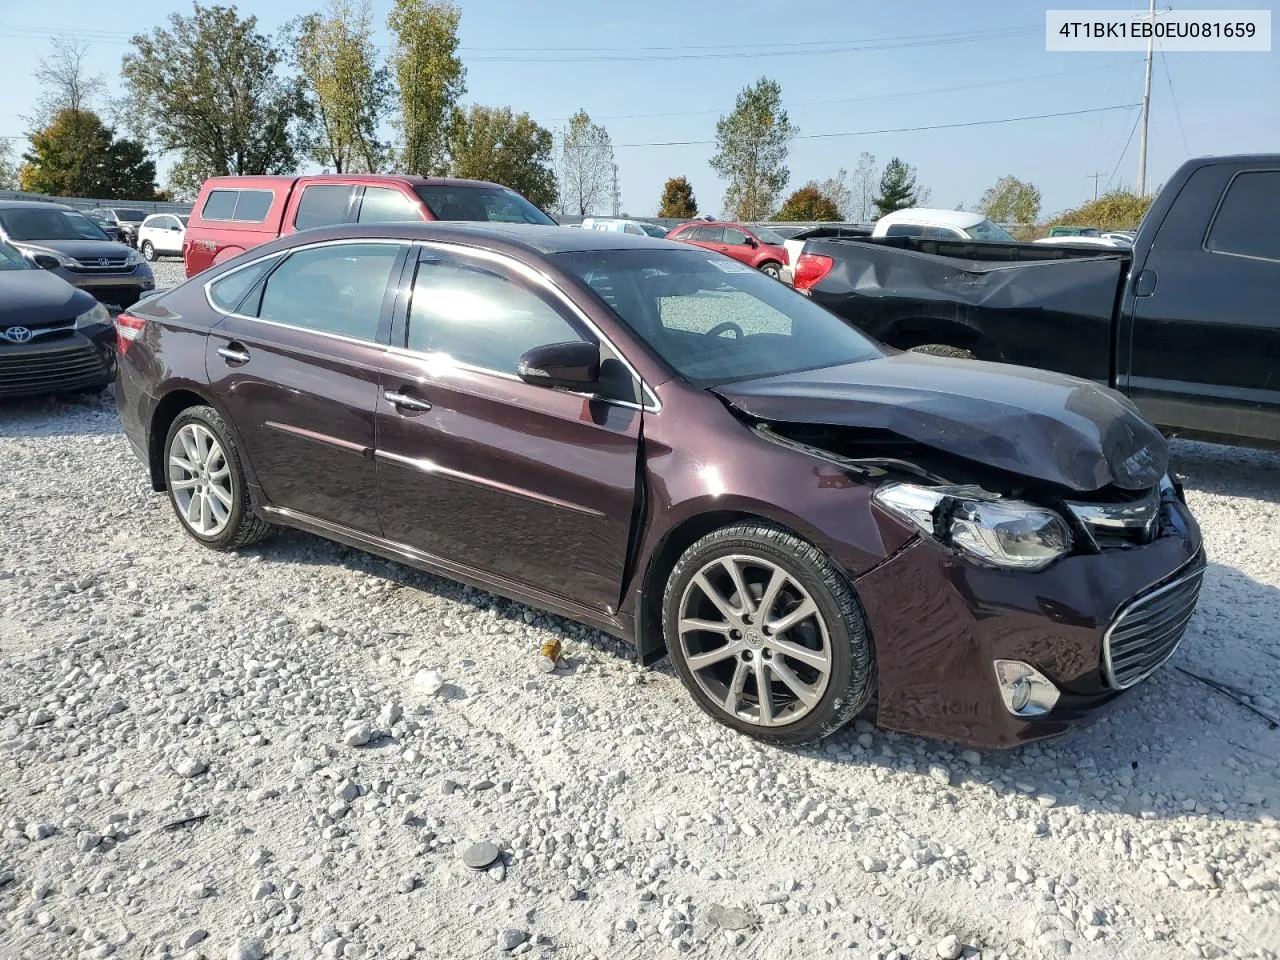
792 254 835 292
115 312 145 354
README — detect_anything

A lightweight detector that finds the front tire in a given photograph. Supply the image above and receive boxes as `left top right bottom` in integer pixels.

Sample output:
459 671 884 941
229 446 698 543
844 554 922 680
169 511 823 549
141 240 157 262
759 261 782 280
164 405 271 550
662 521 875 746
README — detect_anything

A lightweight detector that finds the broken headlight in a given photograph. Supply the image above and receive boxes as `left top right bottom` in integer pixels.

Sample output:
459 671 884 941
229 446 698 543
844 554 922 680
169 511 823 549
873 483 1073 571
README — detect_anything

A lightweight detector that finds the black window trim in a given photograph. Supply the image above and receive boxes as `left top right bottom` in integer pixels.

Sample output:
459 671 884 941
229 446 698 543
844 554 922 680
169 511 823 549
1202 166 1280 265
200 188 276 224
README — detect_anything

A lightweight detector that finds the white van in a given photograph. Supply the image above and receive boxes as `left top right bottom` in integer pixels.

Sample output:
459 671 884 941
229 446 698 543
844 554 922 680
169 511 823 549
580 217 669 238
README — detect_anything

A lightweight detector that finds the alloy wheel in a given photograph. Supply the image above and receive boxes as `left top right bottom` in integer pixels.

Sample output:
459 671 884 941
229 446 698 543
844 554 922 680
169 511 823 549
168 423 233 537
677 554 832 727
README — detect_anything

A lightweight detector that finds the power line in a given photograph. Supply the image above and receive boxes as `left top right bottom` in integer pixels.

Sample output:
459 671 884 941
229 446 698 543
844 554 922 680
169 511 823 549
614 103 1141 148
1106 110 1144 191
545 59 1142 124
1159 45 1192 159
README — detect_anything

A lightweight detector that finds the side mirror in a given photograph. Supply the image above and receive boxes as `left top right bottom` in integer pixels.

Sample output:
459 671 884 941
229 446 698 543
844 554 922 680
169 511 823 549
517 341 600 390
744 236 758 248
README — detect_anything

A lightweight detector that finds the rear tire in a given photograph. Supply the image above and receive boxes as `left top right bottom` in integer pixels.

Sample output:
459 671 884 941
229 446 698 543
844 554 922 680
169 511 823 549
759 261 782 280
662 521 876 746
141 240 157 262
163 405 272 551
907 343 976 360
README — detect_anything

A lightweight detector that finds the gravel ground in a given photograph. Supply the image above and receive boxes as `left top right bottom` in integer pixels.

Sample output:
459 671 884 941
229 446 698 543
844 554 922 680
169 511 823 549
1 382 1278 960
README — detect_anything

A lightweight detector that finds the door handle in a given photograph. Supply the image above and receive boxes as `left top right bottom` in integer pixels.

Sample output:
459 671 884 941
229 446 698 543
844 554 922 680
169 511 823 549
383 390 432 412
217 344 250 365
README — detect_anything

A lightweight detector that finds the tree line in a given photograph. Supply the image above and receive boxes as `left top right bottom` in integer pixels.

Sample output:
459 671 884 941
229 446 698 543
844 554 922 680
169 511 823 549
0 9 1154 230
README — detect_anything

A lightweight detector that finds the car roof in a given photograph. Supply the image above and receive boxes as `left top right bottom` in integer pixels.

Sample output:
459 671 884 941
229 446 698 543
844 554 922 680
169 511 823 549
197 173 509 192
0 200 76 211
243 222 675 258
875 208 989 229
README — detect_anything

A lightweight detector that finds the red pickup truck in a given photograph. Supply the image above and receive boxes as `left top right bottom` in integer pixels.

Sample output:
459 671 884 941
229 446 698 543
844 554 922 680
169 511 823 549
183 174 557 277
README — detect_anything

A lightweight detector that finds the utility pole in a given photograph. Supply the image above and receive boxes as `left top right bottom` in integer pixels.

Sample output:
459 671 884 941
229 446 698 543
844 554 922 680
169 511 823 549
1137 0 1156 196
1087 172 1106 201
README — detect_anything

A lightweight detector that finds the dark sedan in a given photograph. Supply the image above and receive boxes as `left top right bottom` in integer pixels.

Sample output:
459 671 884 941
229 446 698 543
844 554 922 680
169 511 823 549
113 223 1205 748
0 240 116 399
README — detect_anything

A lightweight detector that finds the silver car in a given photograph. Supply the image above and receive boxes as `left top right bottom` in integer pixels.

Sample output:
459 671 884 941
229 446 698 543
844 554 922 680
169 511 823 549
0 200 155 308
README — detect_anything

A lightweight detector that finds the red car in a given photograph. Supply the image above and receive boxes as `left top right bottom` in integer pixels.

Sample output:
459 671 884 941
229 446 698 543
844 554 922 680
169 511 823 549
666 221 789 279
182 174 556 277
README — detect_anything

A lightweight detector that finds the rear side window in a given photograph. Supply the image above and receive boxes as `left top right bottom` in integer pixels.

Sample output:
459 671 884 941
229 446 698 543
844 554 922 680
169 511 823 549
1206 171 1280 263
358 187 423 224
406 257 584 374
200 189 274 223
257 243 400 341
885 223 924 238
294 185 353 231
691 226 724 242
207 257 282 313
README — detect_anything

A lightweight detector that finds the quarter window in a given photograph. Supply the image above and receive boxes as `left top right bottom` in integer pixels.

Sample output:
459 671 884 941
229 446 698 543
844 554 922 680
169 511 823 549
358 187 424 223
257 243 400 341
207 257 282 313
294 185 353 231
407 258 585 375
1206 171 1280 263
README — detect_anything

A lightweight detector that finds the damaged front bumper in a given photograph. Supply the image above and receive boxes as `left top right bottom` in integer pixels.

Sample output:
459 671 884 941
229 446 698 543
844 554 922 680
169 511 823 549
854 492 1204 747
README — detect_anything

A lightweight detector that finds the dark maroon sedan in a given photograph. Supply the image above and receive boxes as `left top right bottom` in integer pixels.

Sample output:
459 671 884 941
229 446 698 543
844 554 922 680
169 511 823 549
114 223 1205 748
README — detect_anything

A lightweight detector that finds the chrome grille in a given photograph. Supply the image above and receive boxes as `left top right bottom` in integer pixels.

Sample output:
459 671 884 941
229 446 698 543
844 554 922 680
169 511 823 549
0 341 109 397
69 256 130 271
1103 561 1205 689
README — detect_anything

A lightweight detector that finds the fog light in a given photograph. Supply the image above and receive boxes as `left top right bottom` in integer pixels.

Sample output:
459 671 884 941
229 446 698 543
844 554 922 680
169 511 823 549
993 660 1060 717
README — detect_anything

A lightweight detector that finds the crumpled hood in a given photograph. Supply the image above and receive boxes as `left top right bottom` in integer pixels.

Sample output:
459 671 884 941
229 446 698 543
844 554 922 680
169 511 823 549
713 353 1168 492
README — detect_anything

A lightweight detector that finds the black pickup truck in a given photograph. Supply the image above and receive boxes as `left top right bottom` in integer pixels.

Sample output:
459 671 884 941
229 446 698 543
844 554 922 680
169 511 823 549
793 155 1280 450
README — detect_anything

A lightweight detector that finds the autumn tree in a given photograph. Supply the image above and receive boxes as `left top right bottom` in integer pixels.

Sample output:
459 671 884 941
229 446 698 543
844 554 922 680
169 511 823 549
658 176 697 218
19 108 157 198
122 5 309 190
978 175 1041 224
388 0 465 175
1050 190 1154 231
710 77 796 221
873 157 920 216
557 110 614 217
448 105 557 210
291 0 393 174
814 168 851 220
774 185 840 222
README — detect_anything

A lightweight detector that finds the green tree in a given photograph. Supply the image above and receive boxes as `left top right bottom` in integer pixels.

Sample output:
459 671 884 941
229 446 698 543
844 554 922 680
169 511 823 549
557 109 614 217
978 175 1041 224
291 0 393 174
0 141 18 189
1050 190 1154 231
658 176 697 218
873 157 919 217
774 184 840 222
387 0 465 175
19 108 157 198
121 4 309 189
448 105 557 210
710 77 796 221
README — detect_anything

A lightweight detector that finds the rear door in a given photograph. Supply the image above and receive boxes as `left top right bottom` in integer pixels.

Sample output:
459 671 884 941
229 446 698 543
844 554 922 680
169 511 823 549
375 245 642 613
1124 165 1280 444
205 240 408 532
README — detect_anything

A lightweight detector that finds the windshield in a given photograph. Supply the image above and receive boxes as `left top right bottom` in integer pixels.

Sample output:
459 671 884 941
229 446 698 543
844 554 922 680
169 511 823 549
556 248 883 387
114 209 147 223
178 215 190 226
0 208 111 242
416 185 556 225
0 241 31 271
752 227 787 245
965 219 1016 242
639 222 669 238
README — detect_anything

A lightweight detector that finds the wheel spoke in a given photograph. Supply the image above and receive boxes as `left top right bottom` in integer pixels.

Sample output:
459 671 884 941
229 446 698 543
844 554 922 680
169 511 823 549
170 478 199 492
208 483 233 510
169 455 197 475
754 659 776 726
720 557 751 614
767 597 817 635
766 636 829 672
679 617 732 636
180 430 200 465
725 658 750 714
184 490 202 525
208 465 230 481
757 567 788 622
769 658 822 708
199 493 213 532
685 642 742 672
692 573 737 622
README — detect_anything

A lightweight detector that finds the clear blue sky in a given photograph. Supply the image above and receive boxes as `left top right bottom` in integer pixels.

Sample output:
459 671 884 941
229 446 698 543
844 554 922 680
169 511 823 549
0 0 1275 216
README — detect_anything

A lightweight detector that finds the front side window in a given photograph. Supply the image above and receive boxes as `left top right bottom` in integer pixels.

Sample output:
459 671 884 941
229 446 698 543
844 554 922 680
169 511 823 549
407 256 585 375
294 185 353 231
1207 171 1280 262
257 243 400 341
358 187 424 224
723 227 749 245
0 208 109 241
557 248 883 387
